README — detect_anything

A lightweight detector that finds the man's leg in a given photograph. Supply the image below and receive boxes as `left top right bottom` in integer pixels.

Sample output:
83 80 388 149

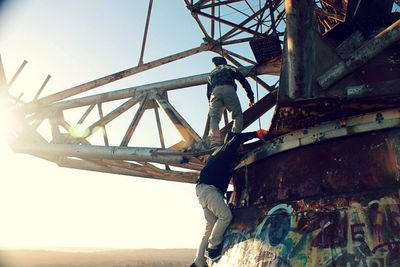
194 208 217 267
206 187 233 249
208 87 225 145
222 86 243 133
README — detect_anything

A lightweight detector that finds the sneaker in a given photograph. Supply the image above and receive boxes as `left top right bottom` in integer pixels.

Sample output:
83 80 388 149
209 142 222 150
206 243 223 261
190 263 208 267
209 135 223 149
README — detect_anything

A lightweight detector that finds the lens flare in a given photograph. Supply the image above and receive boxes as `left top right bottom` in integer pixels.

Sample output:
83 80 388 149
68 124 90 138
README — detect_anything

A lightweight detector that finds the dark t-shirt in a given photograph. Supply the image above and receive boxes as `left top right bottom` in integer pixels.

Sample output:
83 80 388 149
197 131 257 194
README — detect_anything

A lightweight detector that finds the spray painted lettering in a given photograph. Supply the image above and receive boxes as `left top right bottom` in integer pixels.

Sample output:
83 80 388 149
213 196 400 267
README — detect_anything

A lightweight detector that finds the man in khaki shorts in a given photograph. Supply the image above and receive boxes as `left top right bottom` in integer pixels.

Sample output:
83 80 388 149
207 57 255 147
190 129 268 267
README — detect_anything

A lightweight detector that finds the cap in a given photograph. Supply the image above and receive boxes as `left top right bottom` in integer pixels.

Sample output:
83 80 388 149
212 56 227 66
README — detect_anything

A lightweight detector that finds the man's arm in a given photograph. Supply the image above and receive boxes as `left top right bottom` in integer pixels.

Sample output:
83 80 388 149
224 131 258 155
207 83 212 100
225 129 268 154
233 69 254 105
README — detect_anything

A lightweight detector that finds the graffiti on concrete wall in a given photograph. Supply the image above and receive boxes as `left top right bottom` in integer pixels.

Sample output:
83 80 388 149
213 195 400 267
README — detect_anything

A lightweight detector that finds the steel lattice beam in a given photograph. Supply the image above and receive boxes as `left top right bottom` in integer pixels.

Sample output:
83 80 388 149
4 0 396 184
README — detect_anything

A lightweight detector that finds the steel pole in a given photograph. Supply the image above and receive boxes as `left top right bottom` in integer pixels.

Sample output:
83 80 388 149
13 143 187 165
39 63 280 111
7 60 27 88
33 75 51 101
285 0 315 99
30 44 210 107
138 0 153 65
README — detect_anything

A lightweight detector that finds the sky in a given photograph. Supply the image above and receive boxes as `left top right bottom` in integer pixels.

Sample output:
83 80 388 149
0 0 273 250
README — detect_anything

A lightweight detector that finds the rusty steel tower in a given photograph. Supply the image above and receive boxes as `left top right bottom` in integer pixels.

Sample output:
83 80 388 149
2 0 400 266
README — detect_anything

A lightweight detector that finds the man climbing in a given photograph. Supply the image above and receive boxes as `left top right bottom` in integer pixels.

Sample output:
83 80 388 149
190 129 268 267
207 56 255 148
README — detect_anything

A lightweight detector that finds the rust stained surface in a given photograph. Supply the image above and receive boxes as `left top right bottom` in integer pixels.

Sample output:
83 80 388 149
213 128 400 267
269 95 400 139
233 128 400 208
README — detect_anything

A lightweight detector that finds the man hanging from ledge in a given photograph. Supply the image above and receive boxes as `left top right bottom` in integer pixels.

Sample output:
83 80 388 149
190 129 268 267
207 56 255 148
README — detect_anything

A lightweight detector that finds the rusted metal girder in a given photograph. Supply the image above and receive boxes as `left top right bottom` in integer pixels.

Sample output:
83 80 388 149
13 143 188 166
33 74 51 101
120 99 147 146
222 48 256 65
221 90 278 134
238 108 400 169
318 18 400 90
223 52 275 92
156 97 201 145
40 62 280 111
138 0 153 65
193 0 244 10
211 0 215 38
96 103 109 146
192 0 212 9
192 7 268 40
57 158 198 184
7 60 27 88
285 0 315 99
87 97 142 140
154 105 166 149
26 44 211 110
